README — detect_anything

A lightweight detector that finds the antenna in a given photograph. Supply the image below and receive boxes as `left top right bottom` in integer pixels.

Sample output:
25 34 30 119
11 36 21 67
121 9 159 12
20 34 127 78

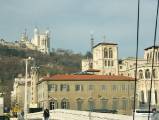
90 31 94 54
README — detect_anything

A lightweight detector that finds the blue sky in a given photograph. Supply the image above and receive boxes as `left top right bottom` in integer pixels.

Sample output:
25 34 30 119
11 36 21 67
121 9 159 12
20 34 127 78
0 0 158 58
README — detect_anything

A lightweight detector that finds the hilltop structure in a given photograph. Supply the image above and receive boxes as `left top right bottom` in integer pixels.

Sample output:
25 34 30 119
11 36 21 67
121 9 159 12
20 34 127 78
19 28 50 54
0 27 50 54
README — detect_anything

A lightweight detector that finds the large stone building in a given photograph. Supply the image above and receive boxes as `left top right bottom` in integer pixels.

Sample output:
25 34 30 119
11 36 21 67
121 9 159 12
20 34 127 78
37 74 134 115
0 27 50 54
119 46 159 108
19 28 50 54
82 41 159 109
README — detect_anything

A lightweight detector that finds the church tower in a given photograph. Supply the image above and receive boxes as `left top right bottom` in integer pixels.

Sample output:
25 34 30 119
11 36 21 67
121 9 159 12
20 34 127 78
31 27 50 54
93 42 119 75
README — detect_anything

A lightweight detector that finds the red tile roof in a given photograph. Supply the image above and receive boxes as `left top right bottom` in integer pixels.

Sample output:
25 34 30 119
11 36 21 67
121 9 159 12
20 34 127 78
41 74 134 81
86 69 100 72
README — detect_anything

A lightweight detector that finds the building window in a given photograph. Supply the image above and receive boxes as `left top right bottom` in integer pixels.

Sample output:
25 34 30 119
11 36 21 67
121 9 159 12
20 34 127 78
147 53 149 63
61 98 69 109
60 84 69 91
101 85 106 91
119 66 122 69
88 85 94 91
49 99 58 110
89 63 93 69
138 70 143 79
152 69 157 78
121 84 126 91
131 83 134 90
111 61 114 66
75 85 83 91
100 98 108 109
141 91 145 104
148 90 150 102
112 98 119 110
121 99 128 110
109 48 113 58
145 69 150 79
112 85 117 91
155 90 158 104
48 84 57 92
76 98 83 110
104 48 108 58
108 60 110 66
88 98 95 110
104 60 107 66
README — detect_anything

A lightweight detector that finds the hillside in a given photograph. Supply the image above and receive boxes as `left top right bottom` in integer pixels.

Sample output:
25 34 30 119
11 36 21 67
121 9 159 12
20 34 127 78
0 44 85 108
0 44 84 79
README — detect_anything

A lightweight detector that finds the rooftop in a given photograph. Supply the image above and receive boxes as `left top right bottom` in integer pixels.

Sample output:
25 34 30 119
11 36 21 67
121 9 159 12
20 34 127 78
40 74 134 82
93 42 118 49
144 46 159 50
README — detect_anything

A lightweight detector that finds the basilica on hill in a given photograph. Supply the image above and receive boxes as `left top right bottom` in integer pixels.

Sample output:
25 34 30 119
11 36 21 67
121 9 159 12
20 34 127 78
19 28 50 54
82 40 159 108
0 27 50 54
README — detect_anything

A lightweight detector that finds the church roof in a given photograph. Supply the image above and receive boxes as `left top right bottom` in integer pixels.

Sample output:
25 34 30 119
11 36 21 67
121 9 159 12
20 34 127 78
144 46 159 50
93 42 118 49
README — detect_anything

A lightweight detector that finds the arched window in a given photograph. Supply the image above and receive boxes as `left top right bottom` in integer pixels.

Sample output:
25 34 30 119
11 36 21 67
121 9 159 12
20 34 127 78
138 70 143 79
49 99 58 110
145 69 150 79
88 98 95 110
104 48 108 58
61 98 69 109
109 48 113 58
100 98 108 109
76 98 83 110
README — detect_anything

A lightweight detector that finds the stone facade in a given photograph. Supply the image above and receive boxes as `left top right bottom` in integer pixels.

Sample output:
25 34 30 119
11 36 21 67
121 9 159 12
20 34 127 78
11 75 31 112
37 75 134 115
82 42 118 75
19 28 50 54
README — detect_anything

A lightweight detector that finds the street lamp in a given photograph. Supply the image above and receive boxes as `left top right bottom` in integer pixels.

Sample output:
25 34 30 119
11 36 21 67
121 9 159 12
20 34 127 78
24 57 33 120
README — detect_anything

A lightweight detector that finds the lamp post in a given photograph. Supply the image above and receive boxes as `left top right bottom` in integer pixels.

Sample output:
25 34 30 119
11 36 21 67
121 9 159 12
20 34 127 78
24 57 33 120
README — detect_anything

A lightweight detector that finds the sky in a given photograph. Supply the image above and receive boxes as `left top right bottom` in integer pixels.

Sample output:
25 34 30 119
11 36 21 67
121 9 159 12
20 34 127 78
0 0 159 58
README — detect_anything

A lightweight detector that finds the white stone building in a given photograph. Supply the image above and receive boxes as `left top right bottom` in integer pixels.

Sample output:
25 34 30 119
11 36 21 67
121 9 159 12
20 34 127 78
11 74 31 111
19 28 50 54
